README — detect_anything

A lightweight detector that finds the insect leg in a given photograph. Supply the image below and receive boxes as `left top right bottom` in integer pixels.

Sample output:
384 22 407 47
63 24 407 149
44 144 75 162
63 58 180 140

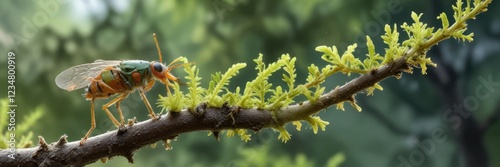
102 95 126 127
115 93 130 125
139 90 158 120
80 98 96 145
165 79 172 96
143 79 155 92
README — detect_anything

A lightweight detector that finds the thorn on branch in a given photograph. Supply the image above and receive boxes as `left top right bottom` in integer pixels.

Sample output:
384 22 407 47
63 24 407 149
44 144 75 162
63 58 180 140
117 125 128 135
33 136 49 158
56 134 68 147
38 136 48 150
124 152 135 164
347 96 362 112
212 131 220 141
100 157 109 163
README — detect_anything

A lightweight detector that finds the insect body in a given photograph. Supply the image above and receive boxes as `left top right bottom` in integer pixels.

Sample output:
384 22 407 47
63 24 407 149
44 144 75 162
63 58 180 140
55 34 184 145
84 60 170 99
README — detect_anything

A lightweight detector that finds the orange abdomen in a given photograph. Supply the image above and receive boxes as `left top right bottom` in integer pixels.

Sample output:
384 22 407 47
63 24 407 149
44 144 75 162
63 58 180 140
85 69 133 99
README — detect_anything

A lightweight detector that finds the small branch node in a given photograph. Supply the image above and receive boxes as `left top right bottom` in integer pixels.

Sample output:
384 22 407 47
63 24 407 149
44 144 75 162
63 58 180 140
32 136 49 158
56 134 68 146
394 71 403 79
402 63 413 74
38 136 49 150
124 152 135 164
212 131 221 141
150 143 157 148
117 125 128 135
193 103 207 117
100 157 109 163
127 117 137 126
163 139 173 150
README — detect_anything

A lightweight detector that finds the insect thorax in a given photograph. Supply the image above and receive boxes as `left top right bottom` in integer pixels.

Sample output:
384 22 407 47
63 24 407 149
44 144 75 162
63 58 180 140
118 60 153 85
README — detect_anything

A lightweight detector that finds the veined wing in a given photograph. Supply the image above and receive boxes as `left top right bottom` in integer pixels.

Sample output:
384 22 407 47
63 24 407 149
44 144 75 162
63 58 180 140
55 60 122 91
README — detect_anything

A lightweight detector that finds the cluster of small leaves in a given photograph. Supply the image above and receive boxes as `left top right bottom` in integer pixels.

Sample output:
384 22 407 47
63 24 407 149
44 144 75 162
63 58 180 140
237 54 285 108
225 129 251 142
317 0 489 77
399 12 438 74
157 0 490 143
207 63 247 107
0 98 44 149
158 54 331 142
184 63 203 111
157 57 189 113
288 115 330 142
158 82 185 113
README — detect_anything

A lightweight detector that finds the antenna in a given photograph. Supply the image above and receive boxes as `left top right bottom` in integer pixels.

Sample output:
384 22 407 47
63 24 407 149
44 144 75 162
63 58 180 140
153 33 163 63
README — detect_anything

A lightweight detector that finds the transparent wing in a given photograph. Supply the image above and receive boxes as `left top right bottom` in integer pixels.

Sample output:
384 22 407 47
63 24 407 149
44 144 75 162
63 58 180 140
55 60 122 91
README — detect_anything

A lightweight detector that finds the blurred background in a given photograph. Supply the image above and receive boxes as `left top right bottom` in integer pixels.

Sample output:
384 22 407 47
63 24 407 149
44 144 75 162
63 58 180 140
1 0 499 166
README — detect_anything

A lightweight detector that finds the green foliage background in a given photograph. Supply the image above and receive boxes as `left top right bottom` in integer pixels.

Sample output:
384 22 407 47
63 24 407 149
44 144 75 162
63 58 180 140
0 0 499 166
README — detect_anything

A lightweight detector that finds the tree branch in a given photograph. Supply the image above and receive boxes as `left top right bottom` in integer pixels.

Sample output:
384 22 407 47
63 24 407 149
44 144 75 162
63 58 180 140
0 57 408 167
1 0 492 165
277 58 407 123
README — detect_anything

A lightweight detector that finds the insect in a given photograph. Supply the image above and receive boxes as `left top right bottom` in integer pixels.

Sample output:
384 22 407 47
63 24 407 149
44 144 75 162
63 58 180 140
55 33 185 145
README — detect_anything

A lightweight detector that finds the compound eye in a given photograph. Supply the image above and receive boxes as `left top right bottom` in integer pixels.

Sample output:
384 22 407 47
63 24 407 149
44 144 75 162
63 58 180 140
153 63 163 72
